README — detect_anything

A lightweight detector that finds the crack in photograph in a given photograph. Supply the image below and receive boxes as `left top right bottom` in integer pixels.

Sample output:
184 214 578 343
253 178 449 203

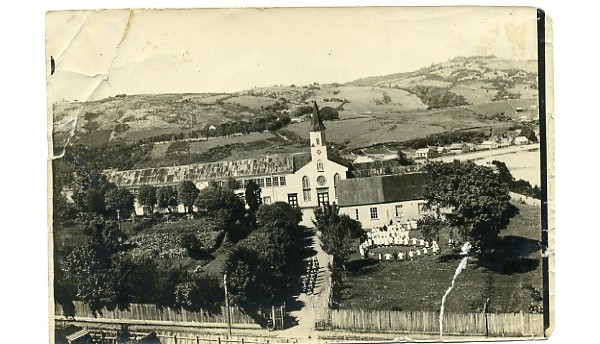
47 6 552 344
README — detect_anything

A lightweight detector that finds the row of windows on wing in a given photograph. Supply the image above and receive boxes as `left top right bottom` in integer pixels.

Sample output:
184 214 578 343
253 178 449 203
239 176 287 188
354 203 428 221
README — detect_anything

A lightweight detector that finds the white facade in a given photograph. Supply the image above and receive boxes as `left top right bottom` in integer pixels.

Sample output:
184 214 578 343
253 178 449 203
339 200 428 230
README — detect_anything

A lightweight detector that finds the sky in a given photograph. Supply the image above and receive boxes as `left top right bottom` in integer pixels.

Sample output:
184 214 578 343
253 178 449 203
46 6 538 102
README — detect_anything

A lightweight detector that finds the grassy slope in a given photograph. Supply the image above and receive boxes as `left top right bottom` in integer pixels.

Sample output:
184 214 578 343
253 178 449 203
284 108 498 149
339 203 542 313
52 56 539 153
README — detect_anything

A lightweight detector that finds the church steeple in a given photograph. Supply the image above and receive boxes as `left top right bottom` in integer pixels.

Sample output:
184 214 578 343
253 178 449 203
309 100 327 161
310 101 326 132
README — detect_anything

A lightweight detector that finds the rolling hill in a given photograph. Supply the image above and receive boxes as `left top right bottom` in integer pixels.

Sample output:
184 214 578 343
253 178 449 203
52 56 538 160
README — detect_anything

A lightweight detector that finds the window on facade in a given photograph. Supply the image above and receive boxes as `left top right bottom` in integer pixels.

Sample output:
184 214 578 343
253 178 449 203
243 180 250 188
370 207 379 220
333 173 341 198
418 203 427 214
280 176 286 186
263 196 271 204
303 189 311 202
355 209 359 220
316 138 320 146
317 160 324 172
258 178 265 187
265 177 272 187
395 205 404 217
288 193 298 208
272 177 279 187
302 176 310 189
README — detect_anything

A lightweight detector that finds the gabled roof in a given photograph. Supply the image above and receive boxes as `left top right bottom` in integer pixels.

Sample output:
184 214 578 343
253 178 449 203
415 148 432 154
337 173 429 207
449 143 466 149
310 101 326 132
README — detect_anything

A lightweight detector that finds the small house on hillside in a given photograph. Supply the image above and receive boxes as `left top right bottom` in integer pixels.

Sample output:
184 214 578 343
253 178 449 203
480 140 498 150
437 146 448 155
513 136 530 145
498 138 512 148
415 147 437 160
448 143 469 154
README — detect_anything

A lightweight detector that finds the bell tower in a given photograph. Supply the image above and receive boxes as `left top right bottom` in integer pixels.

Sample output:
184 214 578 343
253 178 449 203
309 101 327 161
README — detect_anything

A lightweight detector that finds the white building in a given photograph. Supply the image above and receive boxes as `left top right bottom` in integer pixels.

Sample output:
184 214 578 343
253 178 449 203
337 173 430 229
513 136 530 145
105 101 350 214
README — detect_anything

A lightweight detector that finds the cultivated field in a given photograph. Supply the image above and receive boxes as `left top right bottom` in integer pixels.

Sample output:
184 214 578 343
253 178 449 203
284 108 498 149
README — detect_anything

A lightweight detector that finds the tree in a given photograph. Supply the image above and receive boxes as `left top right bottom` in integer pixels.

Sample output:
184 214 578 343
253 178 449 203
223 177 239 190
174 274 223 313
156 186 178 213
521 127 538 142
179 233 206 259
195 185 247 241
82 188 105 214
396 150 414 166
224 246 282 310
422 161 515 254
138 185 157 214
244 180 262 213
61 216 130 314
417 215 446 243
313 204 364 269
256 202 302 229
320 106 339 120
178 181 199 214
104 188 135 218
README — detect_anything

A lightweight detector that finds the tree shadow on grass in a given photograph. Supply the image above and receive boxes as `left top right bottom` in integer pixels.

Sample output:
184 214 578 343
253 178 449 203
436 252 465 263
476 235 542 274
345 258 379 276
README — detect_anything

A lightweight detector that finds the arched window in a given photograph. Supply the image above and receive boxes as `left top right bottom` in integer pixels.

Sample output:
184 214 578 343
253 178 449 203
317 160 324 172
302 176 310 189
334 173 341 198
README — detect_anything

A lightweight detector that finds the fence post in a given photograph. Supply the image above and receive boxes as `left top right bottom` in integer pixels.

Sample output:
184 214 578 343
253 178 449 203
218 336 221 344
241 338 245 344
196 336 200 344
174 334 178 344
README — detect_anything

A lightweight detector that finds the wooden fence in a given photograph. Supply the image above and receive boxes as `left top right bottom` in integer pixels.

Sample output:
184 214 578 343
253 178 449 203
315 309 543 337
55 301 259 328
86 329 299 344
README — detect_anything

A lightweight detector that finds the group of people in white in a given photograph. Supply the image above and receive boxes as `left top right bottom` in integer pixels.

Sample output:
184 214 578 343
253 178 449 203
358 223 442 261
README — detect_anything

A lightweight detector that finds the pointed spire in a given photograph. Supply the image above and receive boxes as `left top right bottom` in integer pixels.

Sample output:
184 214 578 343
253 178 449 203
310 100 326 132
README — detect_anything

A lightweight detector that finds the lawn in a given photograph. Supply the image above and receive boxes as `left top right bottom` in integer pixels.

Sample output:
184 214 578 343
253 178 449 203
338 202 543 314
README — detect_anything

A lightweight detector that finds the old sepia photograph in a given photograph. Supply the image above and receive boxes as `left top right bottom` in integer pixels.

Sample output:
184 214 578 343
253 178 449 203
47 6 553 343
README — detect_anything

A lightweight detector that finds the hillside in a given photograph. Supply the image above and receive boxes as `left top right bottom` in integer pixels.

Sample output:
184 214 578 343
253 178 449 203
349 55 538 104
52 56 538 158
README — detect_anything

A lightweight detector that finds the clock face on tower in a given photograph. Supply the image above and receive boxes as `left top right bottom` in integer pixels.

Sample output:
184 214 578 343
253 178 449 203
317 175 326 186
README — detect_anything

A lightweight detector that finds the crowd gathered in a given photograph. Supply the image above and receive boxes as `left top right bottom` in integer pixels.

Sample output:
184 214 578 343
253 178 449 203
302 258 321 295
358 224 446 262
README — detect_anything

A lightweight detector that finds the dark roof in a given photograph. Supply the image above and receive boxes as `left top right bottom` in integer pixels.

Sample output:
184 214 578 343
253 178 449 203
310 101 326 132
292 153 312 170
337 173 429 207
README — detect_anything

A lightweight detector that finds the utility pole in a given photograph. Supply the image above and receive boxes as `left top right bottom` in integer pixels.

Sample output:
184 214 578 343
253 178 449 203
483 297 490 337
223 273 232 338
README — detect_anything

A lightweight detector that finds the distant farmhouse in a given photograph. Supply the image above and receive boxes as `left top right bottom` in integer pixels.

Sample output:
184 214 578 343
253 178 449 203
105 102 430 229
